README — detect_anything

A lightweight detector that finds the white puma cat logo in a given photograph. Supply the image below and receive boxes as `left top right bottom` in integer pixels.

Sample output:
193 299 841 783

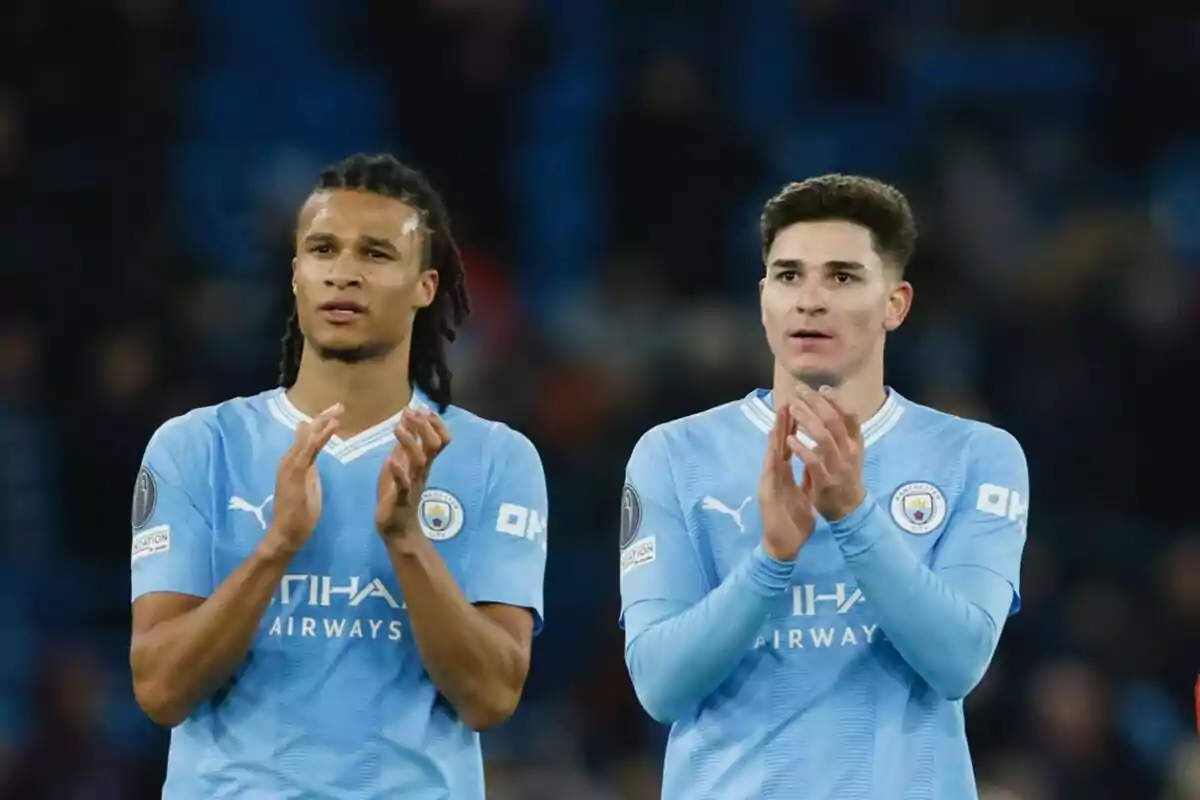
701 495 752 532
228 494 274 530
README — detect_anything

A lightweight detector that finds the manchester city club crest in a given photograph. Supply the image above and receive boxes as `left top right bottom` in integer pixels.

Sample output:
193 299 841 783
418 489 464 541
889 481 947 535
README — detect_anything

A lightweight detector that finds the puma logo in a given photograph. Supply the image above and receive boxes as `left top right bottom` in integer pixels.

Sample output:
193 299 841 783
701 495 752 533
228 494 274 530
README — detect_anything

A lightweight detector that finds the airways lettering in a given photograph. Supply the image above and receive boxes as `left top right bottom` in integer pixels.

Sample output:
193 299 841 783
266 574 406 642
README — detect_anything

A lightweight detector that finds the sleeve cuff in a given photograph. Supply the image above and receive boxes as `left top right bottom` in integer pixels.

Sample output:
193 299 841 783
827 493 889 556
745 543 795 596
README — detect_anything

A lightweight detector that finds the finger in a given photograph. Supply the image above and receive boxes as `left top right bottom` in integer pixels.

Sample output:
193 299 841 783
806 386 850 448
794 383 843 433
426 413 452 453
388 453 412 491
408 410 444 457
377 475 397 508
790 400 839 460
787 435 832 486
785 474 815 521
772 404 794 468
808 386 851 443
309 415 342 457
766 404 783 456
820 387 862 441
297 404 343 463
774 407 809 491
394 420 427 470
293 420 312 452
762 404 788 481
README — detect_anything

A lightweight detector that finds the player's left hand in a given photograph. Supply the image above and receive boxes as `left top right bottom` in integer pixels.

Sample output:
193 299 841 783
786 384 866 521
375 408 452 540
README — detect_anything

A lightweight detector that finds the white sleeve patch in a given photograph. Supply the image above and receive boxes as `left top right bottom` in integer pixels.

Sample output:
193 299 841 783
131 524 171 564
975 483 1029 523
620 536 656 577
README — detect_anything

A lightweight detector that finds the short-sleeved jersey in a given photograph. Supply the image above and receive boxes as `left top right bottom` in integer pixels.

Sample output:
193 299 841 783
619 389 1029 799
131 388 548 800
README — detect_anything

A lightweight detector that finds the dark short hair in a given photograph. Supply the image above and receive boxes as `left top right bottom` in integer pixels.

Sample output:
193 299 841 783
279 153 470 410
760 174 917 272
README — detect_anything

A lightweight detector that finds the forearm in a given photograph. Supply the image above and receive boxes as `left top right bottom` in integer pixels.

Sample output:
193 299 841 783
829 498 1011 699
623 544 793 724
387 535 525 730
131 535 294 725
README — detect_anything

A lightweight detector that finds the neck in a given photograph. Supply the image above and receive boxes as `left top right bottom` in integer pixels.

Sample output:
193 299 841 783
288 341 414 437
772 355 888 425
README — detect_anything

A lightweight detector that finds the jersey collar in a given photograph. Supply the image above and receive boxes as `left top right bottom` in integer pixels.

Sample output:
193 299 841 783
266 387 430 464
739 387 905 449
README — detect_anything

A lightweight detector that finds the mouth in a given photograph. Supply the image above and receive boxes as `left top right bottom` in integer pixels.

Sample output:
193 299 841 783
788 329 833 341
318 300 367 323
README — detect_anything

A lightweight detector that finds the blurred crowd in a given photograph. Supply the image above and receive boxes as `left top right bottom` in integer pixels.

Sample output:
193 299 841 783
2 1 1200 798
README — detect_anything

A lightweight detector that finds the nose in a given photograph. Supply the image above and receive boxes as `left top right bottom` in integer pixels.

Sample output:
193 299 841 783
323 254 363 288
793 274 829 314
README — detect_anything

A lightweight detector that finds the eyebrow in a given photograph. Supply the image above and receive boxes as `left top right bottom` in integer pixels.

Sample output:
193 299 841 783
769 259 866 272
301 232 399 254
359 235 398 253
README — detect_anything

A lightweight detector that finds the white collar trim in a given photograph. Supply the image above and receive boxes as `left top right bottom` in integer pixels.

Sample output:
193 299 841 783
267 388 428 464
739 389 904 449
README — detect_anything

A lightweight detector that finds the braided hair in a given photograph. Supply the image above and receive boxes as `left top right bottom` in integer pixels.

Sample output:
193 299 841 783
278 153 471 411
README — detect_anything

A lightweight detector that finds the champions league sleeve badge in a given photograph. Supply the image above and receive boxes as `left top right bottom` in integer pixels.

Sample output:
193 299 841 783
131 466 158 531
889 481 947 535
418 489 464 540
619 484 642 550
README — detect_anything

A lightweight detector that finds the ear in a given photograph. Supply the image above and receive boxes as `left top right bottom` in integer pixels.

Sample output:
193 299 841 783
415 268 439 310
883 279 913 332
291 257 298 295
759 277 767 328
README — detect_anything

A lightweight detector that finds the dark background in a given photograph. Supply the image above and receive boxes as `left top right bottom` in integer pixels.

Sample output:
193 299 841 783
2 1 1199 798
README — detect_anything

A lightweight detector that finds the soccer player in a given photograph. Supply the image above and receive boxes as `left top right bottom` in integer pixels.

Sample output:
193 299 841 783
618 175 1029 799
128 154 548 799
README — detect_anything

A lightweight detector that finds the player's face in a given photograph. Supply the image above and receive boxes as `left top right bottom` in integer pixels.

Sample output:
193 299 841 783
760 220 911 387
292 190 437 362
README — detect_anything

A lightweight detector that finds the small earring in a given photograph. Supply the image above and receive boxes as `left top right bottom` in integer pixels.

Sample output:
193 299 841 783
291 282 297 295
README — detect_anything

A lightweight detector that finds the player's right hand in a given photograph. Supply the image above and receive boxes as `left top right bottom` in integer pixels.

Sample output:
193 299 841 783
265 403 343 554
758 403 816 562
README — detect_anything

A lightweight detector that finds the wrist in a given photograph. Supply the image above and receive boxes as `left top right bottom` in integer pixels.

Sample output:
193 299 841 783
256 529 300 563
762 539 799 562
376 511 422 544
824 486 868 522
382 529 432 558
826 492 876 535
745 544 796 596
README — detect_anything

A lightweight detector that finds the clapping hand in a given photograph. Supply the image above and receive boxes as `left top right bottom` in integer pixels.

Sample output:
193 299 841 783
375 408 451 540
758 403 816 561
786 384 866 522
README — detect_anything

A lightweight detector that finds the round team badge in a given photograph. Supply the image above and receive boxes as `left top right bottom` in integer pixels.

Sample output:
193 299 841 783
889 482 947 535
418 489 464 540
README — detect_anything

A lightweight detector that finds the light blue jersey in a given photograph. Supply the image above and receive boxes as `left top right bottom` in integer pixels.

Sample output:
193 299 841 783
619 389 1029 800
130 388 548 799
